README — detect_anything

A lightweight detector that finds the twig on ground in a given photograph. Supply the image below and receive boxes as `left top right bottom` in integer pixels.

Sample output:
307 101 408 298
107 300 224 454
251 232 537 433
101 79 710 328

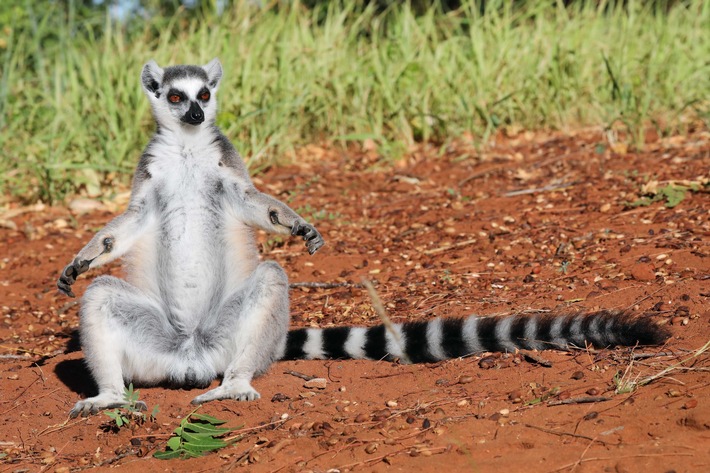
522 423 607 445
503 181 576 197
423 238 478 256
550 453 693 472
283 370 316 381
547 396 612 406
289 282 362 289
518 349 553 367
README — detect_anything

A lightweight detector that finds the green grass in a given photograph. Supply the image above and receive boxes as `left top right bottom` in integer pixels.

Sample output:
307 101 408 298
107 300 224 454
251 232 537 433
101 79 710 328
1 0 708 203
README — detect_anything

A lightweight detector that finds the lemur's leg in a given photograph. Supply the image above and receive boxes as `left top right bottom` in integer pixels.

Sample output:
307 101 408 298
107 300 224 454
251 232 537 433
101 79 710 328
70 276 171 417
191 261 290 404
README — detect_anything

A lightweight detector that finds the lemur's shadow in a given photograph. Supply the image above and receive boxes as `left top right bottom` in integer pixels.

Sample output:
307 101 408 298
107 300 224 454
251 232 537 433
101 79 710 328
53 329 99 397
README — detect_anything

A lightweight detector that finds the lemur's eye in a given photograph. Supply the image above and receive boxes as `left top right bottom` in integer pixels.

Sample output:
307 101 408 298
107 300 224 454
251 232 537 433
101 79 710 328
168 94 181 103
200 91 210 101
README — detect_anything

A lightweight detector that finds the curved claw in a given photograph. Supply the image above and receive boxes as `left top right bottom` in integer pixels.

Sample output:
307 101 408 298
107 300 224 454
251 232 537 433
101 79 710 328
291 221 325 255
56 258 92 298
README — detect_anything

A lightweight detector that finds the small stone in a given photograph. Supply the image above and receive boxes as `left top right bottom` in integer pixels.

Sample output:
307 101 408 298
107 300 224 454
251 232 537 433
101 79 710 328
304 378 327 389
499 408 510 416
682 399 698 410
600 203 611 213
365 443 378 454
457 399 469 407
586 387 600 396
508 390 522 403
458 375 473 384
354 413 369 423
385 400 398 408
571 371 585 380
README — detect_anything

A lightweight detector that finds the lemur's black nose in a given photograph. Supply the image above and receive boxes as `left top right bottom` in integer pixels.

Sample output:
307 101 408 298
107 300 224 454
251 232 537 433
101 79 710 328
182 101 205 125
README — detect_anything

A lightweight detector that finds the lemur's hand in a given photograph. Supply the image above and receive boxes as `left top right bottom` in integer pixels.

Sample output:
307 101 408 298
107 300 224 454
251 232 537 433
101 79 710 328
291 221 325 255
57 258 91 298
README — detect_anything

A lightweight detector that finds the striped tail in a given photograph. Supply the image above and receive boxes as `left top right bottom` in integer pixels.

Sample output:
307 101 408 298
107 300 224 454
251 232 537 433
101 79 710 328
281 310 669 363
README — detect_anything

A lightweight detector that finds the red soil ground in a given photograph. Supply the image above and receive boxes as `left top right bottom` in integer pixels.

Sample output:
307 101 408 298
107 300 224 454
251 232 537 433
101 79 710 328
1 129 708 473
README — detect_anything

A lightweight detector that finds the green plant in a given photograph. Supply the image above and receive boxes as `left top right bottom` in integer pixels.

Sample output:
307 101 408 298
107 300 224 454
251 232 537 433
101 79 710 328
154 409 242 460
626 180 708 209
3 0 709 203
104 383 158 429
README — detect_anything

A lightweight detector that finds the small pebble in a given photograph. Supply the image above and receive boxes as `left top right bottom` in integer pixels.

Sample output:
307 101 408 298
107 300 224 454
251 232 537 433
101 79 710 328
304 378 327 390
385 400 398 408
364 443 378 454
571 371 585 380
682 399 698 410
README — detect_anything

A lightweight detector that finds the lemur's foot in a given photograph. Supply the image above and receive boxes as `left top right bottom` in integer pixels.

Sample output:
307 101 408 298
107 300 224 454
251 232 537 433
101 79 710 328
69 395 146 418
191 380 261 404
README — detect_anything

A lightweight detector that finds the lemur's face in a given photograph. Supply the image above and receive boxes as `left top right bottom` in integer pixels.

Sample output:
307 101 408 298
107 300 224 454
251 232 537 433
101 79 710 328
141 59 223 130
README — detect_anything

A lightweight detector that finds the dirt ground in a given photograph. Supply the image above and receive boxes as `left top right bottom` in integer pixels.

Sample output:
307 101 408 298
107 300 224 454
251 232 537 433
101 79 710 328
1 129 709 473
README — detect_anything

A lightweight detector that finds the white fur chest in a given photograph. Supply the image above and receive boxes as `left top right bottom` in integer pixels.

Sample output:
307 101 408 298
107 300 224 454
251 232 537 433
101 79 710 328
145 133 227 322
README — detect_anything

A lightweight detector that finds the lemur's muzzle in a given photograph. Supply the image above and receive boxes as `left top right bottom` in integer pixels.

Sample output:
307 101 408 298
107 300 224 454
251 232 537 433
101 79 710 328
182 101 204 125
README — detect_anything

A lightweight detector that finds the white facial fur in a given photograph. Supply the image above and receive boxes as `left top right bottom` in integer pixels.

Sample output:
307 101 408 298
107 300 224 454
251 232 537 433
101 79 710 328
141 59 223 132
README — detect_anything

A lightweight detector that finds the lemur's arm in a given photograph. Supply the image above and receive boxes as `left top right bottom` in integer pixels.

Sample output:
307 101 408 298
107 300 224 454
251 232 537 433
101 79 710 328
57 169 153 297
239 187 325 255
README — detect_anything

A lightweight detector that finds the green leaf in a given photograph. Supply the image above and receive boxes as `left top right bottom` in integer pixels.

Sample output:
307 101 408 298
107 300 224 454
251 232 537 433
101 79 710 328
153 450 183 460
182 442 226 454
166 436 182 451
189 413 227 425
181 431 228 449
182 422 234 435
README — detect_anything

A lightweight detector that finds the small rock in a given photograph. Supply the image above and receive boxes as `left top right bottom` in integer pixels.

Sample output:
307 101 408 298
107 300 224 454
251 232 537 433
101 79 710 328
364 443 378 454
304 378 327 390
586 387 600 396
271 393 290 402
499 408 510 417
571 371 585 380
479 355 499 369
682 399 698 410
354 413 369 423
385 400 398 408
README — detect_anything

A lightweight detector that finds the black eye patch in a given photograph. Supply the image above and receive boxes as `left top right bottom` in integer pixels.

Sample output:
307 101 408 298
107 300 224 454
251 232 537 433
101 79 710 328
198 87 211 102
167 89 186 104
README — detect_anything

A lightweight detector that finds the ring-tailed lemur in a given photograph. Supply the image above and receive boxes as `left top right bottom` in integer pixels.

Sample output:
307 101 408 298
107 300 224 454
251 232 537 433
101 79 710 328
58 59 669 418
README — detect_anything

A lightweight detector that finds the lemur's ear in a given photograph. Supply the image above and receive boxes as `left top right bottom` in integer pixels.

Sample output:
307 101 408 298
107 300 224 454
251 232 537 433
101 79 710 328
202 58 223 89
141 60 164 97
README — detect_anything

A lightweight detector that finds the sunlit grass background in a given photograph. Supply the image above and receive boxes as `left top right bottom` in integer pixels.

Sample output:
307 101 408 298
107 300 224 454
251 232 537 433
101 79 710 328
1 0 708 203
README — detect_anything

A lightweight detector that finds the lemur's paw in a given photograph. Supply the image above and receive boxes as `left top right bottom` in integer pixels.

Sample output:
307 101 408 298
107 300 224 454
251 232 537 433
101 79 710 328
57 258 92 297
191 383 261 404
69 394 140 418
291 221 325 255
